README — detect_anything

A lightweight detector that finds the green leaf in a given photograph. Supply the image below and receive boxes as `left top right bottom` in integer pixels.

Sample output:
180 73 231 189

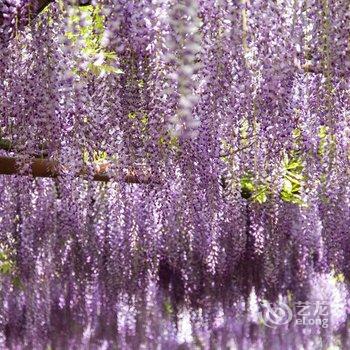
12 276 23 290
93 150 107 162
283 178 293 193
163 299 173 316
292 128 301 138
256 192 267 204
334 273 345 283
99 65 124 75
286 161 303 171
285 173 301 185
319 125 328 139
0 261 12 275
242 180 254 193
241 174 255 199
0 251 8 261
254 185 268 204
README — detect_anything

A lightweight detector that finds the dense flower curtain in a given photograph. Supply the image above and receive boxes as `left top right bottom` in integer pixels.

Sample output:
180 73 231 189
0 0 349 348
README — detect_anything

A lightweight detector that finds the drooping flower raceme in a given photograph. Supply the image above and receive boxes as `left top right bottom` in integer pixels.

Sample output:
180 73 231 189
0 0 349 348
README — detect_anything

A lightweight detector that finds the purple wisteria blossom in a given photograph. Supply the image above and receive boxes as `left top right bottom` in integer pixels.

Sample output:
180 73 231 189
0 0 349 348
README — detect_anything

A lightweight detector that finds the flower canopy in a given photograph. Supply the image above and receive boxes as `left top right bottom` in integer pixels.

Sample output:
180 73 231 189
0 0 349 349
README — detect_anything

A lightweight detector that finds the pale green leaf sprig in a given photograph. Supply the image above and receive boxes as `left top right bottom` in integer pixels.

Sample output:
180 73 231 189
280 154 304 205
0 245 15 276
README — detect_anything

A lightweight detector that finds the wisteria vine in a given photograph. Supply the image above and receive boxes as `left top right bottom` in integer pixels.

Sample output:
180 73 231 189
0 0 349 349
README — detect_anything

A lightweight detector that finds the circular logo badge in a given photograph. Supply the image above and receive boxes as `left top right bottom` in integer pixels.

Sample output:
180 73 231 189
259 300 293 328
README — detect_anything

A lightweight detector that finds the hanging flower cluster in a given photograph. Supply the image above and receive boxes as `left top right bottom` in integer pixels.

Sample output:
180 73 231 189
0 0 349 348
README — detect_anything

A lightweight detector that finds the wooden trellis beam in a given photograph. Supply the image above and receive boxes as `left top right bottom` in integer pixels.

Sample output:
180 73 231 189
0 156 153 184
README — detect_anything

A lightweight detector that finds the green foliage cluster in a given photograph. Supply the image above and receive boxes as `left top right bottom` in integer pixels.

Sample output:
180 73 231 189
240 154 303 205
0 250 14 275
0 245 22 288
240 125 333 205
280 154 303 205
66 5 123 78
